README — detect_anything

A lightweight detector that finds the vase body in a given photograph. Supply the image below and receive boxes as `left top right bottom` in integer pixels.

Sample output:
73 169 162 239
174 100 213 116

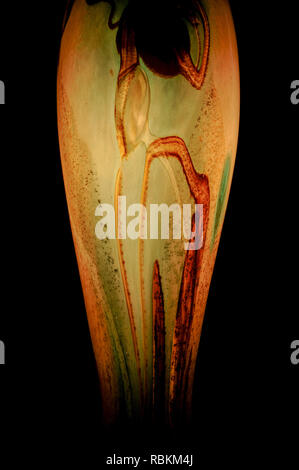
57 0 239 426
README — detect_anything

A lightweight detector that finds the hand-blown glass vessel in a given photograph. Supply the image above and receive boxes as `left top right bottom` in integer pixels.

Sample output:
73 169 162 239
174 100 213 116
57 0 240 426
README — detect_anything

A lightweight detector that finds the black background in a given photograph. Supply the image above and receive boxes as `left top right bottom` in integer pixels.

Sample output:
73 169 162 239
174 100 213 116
0 1 298 467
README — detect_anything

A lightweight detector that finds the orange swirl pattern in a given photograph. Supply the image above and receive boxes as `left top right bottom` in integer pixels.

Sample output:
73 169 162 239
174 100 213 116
114 1 210 422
